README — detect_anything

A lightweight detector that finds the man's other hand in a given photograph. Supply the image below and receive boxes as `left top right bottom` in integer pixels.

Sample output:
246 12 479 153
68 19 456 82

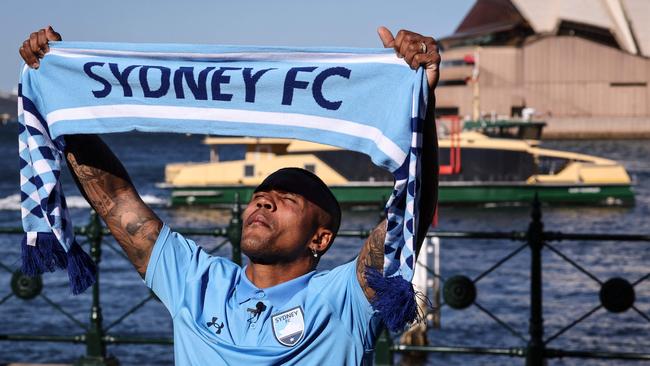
377 26 440 90
19 26 62 69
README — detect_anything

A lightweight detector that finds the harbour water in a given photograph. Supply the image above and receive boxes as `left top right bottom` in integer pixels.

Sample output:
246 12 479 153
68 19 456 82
0 123 648 365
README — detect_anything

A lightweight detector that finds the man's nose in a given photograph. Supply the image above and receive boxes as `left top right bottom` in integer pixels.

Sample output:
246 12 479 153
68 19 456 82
256 195 276 211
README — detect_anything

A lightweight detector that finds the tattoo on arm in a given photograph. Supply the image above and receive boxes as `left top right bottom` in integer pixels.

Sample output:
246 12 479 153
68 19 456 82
65 135 162 277
66 153 119 217
356 219 387 300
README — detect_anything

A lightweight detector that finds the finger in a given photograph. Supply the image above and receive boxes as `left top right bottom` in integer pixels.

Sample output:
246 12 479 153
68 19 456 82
18 46 31 67
393 29 408 57
22 40 37 66
403 43 421 70
399 35 419 62
428 51 441 68
410 53 427 70
413 49 441 70
423 37 438 54
423 40 441 70
29 32 40 55
377 26 395 48
406 54 418 71
397 32 416 58
21 41 38 68
46 25 62 42
425 53 442 89
37 29 47 56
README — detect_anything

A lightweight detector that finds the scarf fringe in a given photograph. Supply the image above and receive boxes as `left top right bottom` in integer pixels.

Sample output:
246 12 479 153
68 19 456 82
365 266 419 332
20 234 96 294
21 233 68 276
66 241 97 295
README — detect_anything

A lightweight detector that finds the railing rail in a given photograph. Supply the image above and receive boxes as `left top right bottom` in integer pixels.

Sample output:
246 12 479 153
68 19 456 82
0 198 648 365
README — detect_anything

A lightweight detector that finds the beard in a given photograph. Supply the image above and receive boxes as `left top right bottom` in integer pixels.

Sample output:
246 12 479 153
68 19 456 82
241 234 278 264
241 230 307 265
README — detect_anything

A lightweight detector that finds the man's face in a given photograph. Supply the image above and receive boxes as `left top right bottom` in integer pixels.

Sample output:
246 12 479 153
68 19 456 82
241 189 320 264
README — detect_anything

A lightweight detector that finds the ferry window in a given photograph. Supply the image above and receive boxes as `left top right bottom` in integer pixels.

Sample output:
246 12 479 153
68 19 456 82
537 156 569 175
438 148 535 182
244 165 255 177
304 164 315 173
218 145 246 161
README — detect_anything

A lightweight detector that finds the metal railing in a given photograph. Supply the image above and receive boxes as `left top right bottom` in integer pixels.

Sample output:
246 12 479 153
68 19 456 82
375 199 650 365
0 198 648 365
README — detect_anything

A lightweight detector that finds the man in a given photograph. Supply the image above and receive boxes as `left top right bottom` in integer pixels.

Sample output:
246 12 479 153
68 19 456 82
20 26 439 365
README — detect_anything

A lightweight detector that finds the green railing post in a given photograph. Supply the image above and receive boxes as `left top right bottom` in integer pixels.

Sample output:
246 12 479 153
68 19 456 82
228 193 242 266
75 211 117 366
526 197 546 366
374 328 394 366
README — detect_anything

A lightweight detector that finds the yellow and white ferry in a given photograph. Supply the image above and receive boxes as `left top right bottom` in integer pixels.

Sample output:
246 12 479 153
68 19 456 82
161 120 634 206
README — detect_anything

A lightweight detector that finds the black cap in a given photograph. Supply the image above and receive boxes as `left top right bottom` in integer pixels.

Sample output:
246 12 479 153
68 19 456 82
254 167 341 233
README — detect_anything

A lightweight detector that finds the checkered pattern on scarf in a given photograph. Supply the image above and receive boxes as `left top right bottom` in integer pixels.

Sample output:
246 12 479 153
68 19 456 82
18 84 74 252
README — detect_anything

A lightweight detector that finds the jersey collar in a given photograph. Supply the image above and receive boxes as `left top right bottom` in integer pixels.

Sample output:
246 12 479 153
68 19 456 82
236 266 316 307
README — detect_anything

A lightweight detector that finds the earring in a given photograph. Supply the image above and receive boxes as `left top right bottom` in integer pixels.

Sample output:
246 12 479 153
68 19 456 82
311 248 318 258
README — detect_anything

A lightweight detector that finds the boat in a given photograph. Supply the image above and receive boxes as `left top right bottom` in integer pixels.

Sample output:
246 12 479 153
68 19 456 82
160 120 634 207
461 119 546 142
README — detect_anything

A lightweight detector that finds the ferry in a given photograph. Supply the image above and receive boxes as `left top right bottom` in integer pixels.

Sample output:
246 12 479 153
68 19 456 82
161 120 634 207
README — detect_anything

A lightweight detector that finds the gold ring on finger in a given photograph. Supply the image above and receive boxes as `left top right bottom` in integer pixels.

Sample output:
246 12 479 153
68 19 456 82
420 42 427 53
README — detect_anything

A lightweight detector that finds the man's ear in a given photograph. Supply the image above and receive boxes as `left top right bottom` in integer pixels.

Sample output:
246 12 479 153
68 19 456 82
311 228 334 254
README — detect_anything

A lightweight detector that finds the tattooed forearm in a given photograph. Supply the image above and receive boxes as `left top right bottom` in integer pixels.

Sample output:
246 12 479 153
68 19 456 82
64 135 161 277
66 153 118 217
104 193 161 276
356 219 387 300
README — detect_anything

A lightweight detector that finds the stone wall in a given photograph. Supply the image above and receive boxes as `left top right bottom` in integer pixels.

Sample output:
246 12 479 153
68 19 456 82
544 117 650 139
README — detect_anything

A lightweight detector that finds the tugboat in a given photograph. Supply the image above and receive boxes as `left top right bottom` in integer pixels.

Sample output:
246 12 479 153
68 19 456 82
161 118 634 206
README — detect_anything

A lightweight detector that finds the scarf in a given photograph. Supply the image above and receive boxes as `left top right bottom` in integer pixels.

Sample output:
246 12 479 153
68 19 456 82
18 41 428 330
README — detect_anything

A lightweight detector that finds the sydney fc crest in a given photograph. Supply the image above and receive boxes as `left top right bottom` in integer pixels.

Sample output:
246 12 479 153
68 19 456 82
271 306 305 347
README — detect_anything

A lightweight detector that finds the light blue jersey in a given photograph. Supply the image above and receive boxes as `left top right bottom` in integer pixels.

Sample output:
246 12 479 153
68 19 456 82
145 225 381 365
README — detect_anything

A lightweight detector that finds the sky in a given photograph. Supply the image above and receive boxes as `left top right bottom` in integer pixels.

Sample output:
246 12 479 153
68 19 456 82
0 0 475 93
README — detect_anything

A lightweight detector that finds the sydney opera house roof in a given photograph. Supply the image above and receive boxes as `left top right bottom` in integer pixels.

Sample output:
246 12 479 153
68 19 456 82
443 0 649 57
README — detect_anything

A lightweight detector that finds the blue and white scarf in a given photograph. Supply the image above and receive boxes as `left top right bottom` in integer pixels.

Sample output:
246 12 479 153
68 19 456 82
18 42 428 330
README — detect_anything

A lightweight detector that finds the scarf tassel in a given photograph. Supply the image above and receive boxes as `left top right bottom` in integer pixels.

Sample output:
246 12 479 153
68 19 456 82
365 266 418 332
21 233 97 294
21 233 68 276
66 241 97 295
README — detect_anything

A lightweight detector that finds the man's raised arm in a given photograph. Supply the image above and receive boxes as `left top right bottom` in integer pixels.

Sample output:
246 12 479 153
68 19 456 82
357 27 440 300
19 27 162 277
64 135 162 277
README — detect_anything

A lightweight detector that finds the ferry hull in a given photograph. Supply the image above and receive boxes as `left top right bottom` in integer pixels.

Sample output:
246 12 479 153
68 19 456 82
169 184 634 207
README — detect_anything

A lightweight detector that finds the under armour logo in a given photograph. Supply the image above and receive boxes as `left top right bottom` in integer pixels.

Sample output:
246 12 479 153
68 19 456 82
206 316 225 334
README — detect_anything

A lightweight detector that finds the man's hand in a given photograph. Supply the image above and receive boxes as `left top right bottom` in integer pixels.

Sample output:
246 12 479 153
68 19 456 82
378 26 440 90
19 26 62 69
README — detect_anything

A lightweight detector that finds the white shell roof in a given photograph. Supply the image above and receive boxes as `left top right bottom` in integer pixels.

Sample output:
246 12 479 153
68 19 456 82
511 0 649 56
622 0 650 56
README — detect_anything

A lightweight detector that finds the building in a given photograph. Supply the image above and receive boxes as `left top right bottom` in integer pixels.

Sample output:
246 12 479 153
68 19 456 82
438 0 650 138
